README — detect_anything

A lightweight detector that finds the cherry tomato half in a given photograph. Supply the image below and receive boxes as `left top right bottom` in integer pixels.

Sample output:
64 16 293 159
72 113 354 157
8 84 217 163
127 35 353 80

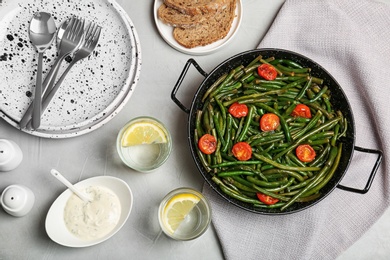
296 144 316 162
198 134 217 155
256 193 279 205
291 104 312 118
257 64 278 81
260 113 280 132
229 102 248 118
232 142 252 161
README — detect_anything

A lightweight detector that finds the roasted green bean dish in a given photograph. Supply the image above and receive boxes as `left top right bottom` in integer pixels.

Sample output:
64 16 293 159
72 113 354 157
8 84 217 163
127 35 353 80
194 55 347 211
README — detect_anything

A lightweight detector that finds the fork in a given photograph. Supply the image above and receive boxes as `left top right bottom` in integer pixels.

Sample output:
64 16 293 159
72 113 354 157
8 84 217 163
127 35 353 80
25 22 102 129
19 16 85 129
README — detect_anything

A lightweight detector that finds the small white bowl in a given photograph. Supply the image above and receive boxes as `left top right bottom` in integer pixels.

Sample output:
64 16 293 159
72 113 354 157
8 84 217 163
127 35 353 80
0 184 35 217
45 176 133 247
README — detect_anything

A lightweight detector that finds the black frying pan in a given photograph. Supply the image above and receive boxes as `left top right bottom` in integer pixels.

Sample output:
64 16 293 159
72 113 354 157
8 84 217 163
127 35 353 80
172 49 382 214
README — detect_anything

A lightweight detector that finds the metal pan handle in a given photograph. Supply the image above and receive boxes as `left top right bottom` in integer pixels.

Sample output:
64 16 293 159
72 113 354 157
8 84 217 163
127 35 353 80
171 58 208 114
337 146 383 194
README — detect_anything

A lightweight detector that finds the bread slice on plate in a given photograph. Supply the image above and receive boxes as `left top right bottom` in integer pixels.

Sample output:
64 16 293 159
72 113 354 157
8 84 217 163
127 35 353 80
172 0 236 48
158 4 210 28
164 0 229 16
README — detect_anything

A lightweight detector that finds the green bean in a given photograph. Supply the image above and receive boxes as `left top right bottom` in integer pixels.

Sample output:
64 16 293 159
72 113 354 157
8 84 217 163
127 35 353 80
225 177 257 192
254 202 286 209
212 114 226 148
195 110 204 137
261 168 306 182
266 177 295 192
237 106 255 142
251 184 290 202
234 117 245 141
255 79 286 86
194 130 212 172
221 114 233 152
253 153 321 172
308 85 328 103
211 160 264 167
271 59 303 69
296 77 313 100
247 175 289 188
276 63 311 73
217 170 256 177
331 123 340 146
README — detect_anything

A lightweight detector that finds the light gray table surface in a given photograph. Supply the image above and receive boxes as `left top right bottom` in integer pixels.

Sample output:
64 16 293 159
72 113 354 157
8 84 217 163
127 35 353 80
1 0 390 259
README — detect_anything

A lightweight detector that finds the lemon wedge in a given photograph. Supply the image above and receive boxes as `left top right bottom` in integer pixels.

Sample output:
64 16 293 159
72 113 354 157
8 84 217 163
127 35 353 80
162 193 200 234
121 121 167 147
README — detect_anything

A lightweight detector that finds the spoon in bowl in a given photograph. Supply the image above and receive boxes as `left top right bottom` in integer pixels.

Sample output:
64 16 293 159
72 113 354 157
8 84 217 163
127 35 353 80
28 12 56 130
50 169 92 202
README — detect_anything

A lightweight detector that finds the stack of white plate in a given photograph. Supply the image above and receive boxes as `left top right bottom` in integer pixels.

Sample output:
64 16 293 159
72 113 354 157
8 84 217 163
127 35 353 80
0 0 142 138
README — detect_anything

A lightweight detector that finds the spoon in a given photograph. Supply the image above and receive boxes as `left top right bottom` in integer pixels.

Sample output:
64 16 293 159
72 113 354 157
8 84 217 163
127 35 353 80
20 19 71 129
28 12 57 130
50 169 91 202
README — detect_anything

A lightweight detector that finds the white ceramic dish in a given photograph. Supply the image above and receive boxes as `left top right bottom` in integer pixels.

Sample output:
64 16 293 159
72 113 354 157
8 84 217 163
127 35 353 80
153 0 243 55
45 176 133 247
0 0 142 138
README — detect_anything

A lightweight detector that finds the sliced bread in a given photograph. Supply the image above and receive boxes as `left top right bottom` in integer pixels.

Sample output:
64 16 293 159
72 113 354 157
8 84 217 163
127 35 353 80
158 4 210 28
163 0 229 16
172 0 236 48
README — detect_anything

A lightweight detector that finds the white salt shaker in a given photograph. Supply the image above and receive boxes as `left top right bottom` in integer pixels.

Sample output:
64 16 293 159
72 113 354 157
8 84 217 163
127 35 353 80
0 185 35 217
0 139 23 171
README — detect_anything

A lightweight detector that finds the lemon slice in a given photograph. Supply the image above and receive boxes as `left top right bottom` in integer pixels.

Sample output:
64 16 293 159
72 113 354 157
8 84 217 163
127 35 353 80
121 121 167 147
162 193 200 234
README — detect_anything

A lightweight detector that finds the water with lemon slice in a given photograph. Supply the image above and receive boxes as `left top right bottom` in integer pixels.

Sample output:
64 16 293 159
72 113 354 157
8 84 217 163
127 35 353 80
117 117 172 172
158 188 211 240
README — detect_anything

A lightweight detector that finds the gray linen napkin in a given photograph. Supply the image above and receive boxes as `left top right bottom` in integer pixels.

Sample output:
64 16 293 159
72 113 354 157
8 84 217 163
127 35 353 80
203 0 390 259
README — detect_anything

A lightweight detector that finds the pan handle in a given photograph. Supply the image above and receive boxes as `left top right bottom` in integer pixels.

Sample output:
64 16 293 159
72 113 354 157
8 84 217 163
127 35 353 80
337 146 383 194
171 58 208 114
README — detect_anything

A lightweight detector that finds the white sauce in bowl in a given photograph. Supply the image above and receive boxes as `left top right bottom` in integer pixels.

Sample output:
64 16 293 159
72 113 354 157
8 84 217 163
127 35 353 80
64 186 121 240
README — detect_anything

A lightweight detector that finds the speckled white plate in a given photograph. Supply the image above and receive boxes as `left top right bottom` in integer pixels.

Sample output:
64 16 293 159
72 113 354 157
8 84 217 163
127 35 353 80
153 0 242 55
0 0 141 138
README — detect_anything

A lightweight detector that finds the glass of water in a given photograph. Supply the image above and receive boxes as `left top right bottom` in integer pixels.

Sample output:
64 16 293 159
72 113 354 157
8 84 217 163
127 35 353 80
158 187 211 241
116 116 172 172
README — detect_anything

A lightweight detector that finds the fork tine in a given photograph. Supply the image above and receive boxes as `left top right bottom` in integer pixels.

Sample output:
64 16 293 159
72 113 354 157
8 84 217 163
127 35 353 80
63 16 76 39
82 23 94 46
86 25 101 49
83 22 93 41
92 25 102 45
71 18 85 42
82 22 100 48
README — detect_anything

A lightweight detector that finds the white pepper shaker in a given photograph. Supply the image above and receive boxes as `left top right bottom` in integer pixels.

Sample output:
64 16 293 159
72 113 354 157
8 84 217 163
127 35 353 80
0 139 23 171
0 185 35 217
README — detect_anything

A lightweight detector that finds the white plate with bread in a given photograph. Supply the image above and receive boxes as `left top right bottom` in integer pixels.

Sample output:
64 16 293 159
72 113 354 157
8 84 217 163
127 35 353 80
154 0 242 55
